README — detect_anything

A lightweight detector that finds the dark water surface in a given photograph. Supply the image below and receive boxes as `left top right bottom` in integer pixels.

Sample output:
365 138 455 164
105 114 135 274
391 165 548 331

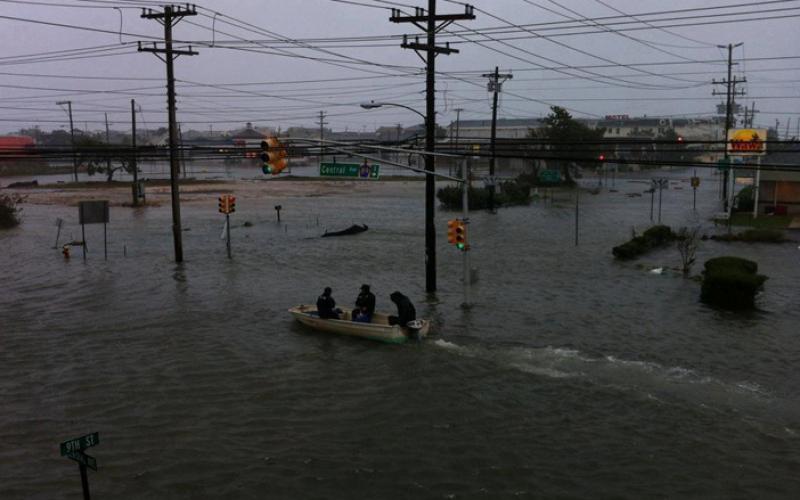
2 169 799 499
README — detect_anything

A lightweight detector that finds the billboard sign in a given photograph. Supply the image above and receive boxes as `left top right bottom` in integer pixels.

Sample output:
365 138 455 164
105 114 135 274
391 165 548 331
727 129 768 156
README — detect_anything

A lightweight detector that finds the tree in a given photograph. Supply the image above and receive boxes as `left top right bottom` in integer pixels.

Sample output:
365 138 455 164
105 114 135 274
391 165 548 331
528 106 606 183
76 137 136 182
676 226 700 276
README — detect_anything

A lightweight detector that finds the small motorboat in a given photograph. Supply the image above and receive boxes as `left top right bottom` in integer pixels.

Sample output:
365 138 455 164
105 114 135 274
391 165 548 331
288 304 430 344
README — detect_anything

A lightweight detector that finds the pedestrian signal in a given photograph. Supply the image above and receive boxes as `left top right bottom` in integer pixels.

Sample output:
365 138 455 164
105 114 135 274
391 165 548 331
260 137 289 175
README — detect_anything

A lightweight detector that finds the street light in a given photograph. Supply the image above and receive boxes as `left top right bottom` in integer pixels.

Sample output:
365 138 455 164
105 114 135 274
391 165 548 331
360 101 426 122
360 99 437 293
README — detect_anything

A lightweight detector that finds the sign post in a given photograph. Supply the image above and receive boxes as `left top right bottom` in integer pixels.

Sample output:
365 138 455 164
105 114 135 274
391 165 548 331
691 171 700 212
727 128 768 218
78 201 110 261
60 432 99 500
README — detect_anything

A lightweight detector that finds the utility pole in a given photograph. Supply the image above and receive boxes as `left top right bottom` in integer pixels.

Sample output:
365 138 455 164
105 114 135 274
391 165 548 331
390 2 475 293
104 113 111 178
139 5 198 263
56 100 77 182
131 99 139 206
453 107 463 179
317 110 328 166
712 42 745 211
482 67 512 212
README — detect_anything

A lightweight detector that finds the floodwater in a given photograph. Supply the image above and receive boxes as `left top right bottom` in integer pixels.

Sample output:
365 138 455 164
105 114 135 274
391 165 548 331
1 167 799 499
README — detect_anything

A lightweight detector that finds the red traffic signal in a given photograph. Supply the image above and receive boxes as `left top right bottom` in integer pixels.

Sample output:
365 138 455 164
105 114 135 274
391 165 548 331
598 154 606 161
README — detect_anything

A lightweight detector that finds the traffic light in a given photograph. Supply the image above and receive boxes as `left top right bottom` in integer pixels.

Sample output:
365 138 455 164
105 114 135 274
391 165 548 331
447 219 458 245
455 220 466 250
218 196 228 214
598 153 606 162
260 137 289 175
228 196 236 213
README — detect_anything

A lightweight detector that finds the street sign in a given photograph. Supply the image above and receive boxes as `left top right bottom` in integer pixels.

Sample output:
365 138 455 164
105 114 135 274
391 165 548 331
61 432 99 456
78 201 109 225
66 450 97 471
319 162 379 178
538 169 560 184
717 158 731 171
691 177 700 188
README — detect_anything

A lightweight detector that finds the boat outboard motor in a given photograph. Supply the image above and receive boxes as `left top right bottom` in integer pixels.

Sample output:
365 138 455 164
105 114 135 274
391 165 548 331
406 320 424 340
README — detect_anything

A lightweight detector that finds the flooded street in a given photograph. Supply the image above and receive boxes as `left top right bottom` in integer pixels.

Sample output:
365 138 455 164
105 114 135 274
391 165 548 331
2 168 799 498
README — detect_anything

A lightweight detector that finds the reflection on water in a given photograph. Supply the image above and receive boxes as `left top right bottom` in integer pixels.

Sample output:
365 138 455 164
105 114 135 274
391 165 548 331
1 168 799 498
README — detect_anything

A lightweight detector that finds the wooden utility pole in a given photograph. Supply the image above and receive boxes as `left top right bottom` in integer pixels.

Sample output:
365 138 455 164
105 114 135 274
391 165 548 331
317 110 327 166
390 1 475 293
482 66 512 212
56 100 77 182
104 113 111 178
712 42 745 211
139 5 198 263
131 99 139 206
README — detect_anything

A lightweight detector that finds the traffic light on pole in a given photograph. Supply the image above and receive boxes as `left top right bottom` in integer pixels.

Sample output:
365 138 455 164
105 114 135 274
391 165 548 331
260 137 289 175
229 196 236 213
455 220 467 250
218 196 228 214
447 219 458 245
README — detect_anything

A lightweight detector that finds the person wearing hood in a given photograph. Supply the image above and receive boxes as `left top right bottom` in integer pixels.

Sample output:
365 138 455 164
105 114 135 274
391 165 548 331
316 287 341 319
388 291 416 327
352 284 376 323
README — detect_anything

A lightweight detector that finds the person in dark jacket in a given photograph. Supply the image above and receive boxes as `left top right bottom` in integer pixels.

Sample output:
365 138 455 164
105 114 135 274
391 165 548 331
388 291 416 326
352 284 376 323
316 287 341 319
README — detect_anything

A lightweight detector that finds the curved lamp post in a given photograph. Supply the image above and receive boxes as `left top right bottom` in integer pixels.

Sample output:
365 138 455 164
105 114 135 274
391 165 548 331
360 101 427 123
360 100 437 293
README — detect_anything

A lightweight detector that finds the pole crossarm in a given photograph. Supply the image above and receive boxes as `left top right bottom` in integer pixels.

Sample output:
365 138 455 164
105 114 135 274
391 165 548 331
389 5 475 24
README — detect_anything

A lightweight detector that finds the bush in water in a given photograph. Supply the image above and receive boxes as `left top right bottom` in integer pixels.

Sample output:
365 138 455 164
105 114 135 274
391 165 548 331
0 194 23 229
612 224 676 260
701 256 767 310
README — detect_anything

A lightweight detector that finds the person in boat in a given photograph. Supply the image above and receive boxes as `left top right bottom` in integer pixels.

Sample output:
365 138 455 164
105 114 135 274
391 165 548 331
352 284 376 323
388 291 416 327
316 287 341 319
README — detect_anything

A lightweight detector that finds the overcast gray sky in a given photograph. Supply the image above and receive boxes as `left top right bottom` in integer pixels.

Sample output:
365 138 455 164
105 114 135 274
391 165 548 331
1 0 799 134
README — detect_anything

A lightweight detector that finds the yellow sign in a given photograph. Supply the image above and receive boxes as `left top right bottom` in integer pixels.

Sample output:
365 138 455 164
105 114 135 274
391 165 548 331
727 128 767 156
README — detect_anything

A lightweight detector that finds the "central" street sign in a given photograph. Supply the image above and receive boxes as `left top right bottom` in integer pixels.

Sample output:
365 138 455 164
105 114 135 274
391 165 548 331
320 162 380 179
60 432 99 456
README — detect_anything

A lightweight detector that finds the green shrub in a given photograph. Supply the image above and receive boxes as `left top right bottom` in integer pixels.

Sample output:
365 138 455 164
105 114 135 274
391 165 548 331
0 194 23 229
735 186 754 212
437 182 530 210
642 225 674 245
704 256 758 275
701 256 767 310
612 225 675 260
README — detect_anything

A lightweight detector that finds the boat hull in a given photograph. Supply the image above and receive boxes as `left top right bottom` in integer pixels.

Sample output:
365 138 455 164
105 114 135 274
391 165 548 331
288 304 430 344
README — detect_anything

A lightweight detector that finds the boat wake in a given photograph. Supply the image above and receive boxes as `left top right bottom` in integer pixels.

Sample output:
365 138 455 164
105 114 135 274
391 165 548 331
431 339 782 414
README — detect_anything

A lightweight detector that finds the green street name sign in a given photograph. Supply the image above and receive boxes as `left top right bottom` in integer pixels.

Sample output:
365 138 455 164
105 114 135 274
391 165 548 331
320 162 379 179
60 432 99 456
66 450 98 471
538 169 561 184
